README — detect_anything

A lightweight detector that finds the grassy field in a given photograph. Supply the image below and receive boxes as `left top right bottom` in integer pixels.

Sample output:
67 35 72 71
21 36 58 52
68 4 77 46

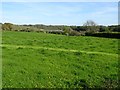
2 31 119 88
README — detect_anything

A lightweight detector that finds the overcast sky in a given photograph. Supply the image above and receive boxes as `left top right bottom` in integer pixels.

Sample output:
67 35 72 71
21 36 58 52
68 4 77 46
2 2 118 26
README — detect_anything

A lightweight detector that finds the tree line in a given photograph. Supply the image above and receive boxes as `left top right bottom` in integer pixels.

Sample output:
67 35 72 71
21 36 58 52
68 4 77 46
1 21 120 38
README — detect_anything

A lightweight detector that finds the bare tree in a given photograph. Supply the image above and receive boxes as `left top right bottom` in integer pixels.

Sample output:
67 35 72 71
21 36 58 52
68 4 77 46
83 20 99 34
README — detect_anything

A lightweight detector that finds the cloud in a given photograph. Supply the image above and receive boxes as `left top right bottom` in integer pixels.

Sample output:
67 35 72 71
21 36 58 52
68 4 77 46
2 2 118 25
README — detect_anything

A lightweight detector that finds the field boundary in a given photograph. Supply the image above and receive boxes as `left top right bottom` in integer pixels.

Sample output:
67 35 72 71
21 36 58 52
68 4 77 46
1 44 118 57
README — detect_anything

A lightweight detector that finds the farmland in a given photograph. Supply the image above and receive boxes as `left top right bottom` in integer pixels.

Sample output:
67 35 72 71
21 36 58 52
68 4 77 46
2 31 119 88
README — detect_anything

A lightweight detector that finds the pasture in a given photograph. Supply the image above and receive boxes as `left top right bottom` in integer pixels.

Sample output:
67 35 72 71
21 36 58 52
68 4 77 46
2 31 119 88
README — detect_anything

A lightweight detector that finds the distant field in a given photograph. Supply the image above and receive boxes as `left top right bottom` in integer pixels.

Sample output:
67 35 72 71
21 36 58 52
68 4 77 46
2 31 119 88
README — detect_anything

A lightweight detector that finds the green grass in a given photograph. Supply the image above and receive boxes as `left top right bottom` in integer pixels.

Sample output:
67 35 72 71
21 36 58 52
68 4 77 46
2 31 119 88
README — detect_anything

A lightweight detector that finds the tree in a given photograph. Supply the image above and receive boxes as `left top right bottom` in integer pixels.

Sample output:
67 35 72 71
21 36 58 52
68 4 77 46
63 26 72 36
2 23 13 30
83 20 99 34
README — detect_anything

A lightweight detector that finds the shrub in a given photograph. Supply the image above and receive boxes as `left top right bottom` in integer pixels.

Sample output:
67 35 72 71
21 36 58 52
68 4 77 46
85 32 120 39
69 30 81 36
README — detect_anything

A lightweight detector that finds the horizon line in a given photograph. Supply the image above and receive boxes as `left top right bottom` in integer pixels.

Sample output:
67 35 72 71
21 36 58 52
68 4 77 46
1 22 118 26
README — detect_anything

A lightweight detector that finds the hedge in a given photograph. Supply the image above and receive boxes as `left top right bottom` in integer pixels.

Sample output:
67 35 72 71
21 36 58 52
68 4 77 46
85 32 120 39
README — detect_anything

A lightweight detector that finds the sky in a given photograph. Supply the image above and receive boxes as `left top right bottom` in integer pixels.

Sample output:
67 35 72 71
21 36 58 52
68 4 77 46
1 2 118 26
2 0 119 2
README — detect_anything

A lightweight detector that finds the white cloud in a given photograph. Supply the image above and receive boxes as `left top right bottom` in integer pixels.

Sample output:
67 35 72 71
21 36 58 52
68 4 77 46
2 2 118 25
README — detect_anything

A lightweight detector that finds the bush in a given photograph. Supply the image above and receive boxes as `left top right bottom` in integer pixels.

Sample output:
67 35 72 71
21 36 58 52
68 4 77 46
69 30 81 36
85 32 120 39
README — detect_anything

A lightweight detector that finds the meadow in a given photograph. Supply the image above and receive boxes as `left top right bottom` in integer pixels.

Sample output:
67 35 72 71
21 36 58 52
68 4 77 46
2 31 119 88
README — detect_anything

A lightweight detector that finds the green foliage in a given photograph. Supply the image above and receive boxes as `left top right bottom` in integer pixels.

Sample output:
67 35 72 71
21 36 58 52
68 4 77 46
69 30 81 36
63 26 81 36
85 32 120 39
63 26 72 35
2 31 119 88
2 22 119 37
108 25 120 32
